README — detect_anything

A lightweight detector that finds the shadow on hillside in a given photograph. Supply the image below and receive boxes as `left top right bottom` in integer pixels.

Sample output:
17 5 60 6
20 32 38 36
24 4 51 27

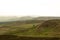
36 19 60 32
0 35 60 40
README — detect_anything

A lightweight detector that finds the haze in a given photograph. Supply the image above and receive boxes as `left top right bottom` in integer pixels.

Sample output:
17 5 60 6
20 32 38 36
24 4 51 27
0 0 60 17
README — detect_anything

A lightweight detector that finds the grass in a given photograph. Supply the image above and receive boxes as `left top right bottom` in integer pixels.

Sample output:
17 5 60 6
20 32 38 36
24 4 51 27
0 19 60 37
1 23 40 35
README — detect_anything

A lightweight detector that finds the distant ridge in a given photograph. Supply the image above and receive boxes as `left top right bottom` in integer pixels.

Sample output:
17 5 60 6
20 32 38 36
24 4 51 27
0 16 60 22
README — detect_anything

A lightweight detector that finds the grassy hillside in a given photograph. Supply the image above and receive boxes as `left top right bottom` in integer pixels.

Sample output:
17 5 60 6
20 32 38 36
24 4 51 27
0 19 60 37
0 20 44 35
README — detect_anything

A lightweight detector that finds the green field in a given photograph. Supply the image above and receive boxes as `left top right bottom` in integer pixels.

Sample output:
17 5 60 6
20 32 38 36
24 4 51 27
0 19 60 38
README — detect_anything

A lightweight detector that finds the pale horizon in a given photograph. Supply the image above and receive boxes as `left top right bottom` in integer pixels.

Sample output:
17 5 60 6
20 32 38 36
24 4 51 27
0 0 60 17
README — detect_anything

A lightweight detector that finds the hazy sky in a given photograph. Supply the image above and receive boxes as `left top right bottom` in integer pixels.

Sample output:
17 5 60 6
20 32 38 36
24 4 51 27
0 0 60 17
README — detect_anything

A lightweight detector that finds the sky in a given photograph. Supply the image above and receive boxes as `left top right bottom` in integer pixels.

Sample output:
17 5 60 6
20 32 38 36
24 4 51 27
0 0 60 17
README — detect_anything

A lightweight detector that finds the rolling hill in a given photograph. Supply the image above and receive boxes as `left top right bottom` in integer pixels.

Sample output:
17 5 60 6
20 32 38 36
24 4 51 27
0 17 60 37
